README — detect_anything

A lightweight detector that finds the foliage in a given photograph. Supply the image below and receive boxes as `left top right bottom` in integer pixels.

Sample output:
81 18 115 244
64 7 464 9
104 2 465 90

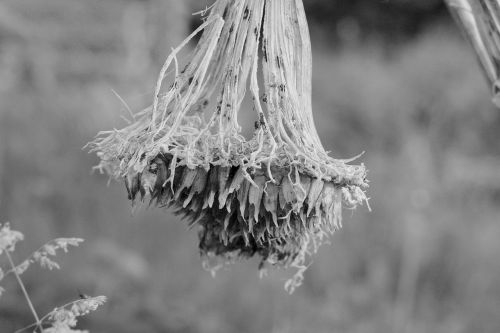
0 223 106 333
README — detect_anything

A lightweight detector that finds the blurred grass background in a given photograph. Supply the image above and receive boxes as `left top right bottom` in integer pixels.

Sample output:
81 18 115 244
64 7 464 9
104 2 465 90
1 0 500 332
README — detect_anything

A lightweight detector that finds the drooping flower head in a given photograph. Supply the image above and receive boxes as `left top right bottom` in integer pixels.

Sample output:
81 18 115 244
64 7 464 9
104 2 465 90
89 0 368 292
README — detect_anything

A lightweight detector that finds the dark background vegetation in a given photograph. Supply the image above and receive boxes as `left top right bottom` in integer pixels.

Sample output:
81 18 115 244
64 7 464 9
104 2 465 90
1 0 500 332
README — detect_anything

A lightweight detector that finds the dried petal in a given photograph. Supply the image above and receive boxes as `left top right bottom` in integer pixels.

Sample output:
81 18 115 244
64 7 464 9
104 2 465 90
297 175 311 205
248 176 266 222
154 158 168 189
150 158 169 205
263 182 279 227
218 166 231 193
333 186 343 229
238 179 251 217
278 176 295 210
204 166 219 209
306 177 324 216
174 167 198 200
228 167 245 195
184 168 208 208
125 173 141 201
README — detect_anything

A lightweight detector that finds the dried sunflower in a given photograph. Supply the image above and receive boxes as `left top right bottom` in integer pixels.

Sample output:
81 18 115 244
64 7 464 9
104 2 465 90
89 0 369 292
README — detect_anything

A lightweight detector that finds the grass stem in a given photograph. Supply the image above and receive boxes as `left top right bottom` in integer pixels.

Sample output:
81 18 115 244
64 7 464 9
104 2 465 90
5 250 44 333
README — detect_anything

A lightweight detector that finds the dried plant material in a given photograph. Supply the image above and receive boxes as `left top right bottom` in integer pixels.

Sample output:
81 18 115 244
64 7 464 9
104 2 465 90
0 222 105 332
88 0 369 292
445 0 500 107
0 222 24 255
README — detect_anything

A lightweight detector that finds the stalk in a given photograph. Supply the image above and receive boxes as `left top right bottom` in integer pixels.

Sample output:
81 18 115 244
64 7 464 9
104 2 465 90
445 0 500 106
5 250 44 333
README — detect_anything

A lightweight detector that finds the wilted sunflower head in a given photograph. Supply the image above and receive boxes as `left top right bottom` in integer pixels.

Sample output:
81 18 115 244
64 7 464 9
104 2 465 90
89 0 368 292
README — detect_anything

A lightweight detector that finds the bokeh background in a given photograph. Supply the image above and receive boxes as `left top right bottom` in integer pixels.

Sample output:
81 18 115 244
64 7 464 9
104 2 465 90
1 0 500 332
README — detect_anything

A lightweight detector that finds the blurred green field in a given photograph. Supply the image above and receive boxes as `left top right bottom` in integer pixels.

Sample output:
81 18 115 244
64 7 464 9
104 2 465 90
1 1 500 332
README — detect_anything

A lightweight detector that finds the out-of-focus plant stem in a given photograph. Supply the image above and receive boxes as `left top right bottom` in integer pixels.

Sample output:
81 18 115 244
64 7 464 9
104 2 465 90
4 250 43 333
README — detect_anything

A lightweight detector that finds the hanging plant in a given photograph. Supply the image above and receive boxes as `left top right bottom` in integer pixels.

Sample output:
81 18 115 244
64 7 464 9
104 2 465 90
88 0 369 293
445 0 500 107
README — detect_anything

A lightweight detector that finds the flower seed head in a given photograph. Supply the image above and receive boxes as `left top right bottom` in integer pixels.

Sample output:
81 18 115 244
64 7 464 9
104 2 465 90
88 0 369 291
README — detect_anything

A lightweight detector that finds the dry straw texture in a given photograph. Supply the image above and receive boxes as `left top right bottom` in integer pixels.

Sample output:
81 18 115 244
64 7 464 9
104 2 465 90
89 0 368 291
445 0 500 107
